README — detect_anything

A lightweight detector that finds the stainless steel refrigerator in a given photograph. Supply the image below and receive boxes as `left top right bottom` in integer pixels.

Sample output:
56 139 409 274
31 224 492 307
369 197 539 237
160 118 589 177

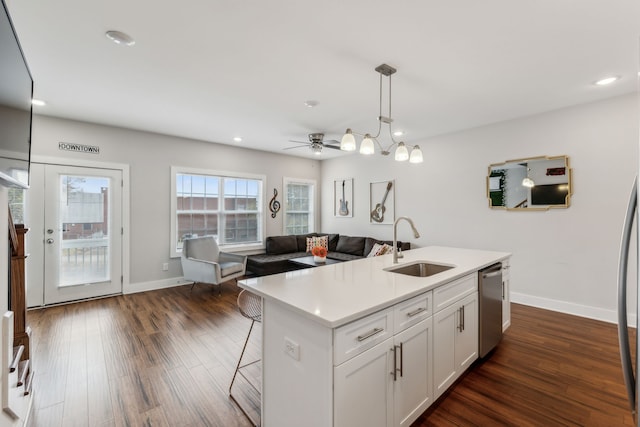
618 178 638 422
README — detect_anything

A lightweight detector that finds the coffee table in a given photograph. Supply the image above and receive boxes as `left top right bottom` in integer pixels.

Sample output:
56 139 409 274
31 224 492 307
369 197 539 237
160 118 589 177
289 256 343 268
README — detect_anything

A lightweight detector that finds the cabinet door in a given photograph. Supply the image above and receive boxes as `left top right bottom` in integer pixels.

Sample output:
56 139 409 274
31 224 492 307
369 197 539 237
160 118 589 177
393 317 433 427
334 338 394 427
433 292 479 399
455 293 478 372
433 302 458 399
502 278 511 331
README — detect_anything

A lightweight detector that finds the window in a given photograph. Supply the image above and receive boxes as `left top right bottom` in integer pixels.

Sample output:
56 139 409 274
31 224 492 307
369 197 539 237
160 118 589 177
283 177 316 235
171 167 264 256
8 187 25 224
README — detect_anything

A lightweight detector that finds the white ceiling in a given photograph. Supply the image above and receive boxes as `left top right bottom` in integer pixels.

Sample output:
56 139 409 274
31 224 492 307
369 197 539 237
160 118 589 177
5 0 640 160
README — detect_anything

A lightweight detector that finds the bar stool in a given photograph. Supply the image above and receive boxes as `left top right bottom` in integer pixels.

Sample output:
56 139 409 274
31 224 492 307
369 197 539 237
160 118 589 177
229 289 262 426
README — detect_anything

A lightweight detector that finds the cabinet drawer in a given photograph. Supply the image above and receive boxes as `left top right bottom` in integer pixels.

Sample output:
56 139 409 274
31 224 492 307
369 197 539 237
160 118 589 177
394 290 432 334
334 307 394 366
433 273 477 313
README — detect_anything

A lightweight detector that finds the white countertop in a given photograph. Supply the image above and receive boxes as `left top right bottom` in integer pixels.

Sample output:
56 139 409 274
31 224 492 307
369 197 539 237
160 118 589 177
238 246 510 328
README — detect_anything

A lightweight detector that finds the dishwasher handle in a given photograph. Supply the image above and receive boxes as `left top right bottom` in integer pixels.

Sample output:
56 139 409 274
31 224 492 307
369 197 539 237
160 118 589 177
480 263 502 279
482 270 502 279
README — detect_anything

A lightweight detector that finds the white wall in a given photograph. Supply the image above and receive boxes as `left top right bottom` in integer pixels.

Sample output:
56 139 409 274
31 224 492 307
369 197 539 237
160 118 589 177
29 116 321 292
321 94 638 322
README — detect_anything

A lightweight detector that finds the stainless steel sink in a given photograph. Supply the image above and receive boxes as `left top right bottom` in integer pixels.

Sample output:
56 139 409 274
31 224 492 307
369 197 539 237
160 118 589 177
384 261 454 277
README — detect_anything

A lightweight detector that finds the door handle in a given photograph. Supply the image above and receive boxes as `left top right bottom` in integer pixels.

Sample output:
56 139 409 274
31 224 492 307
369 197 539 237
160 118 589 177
390 347 397 381
398 342 403 378
46 238 54 244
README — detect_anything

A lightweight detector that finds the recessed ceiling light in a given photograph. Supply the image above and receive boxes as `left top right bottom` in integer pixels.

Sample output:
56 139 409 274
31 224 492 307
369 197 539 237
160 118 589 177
233 136 243 143
31 99 46 106
393 130 404 137
304 100 318 108
105 30 135 46
594 76 619 86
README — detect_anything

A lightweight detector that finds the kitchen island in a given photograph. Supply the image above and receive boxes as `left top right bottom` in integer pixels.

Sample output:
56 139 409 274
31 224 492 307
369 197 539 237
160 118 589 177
238 246 511 427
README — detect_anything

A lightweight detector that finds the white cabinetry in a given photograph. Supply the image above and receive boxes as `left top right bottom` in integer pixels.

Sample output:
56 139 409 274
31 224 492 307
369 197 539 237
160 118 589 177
334 338 394 427
334 292 433 427
432 273 479 399
393 318 433 427
502 259 511 331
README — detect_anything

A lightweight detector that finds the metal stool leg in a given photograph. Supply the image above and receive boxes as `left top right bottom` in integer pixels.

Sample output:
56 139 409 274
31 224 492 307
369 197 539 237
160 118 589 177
229 318 261 426
229 319 255 393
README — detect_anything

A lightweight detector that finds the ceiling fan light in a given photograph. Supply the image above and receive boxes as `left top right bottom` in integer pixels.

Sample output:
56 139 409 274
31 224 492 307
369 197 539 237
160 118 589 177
341 129 356 151
105 30 136 46
409 146 423 164
360 135 375 155
394 142 409 161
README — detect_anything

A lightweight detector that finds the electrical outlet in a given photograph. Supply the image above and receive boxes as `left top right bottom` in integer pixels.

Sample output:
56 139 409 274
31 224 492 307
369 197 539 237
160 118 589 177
284 337 300 360
162 263 169 271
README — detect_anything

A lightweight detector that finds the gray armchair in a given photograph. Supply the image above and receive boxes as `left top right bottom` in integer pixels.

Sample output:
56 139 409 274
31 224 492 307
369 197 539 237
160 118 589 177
181 236 248 294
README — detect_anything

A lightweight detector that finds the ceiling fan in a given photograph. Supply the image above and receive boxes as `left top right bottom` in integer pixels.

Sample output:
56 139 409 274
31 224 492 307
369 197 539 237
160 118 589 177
283 133 341 155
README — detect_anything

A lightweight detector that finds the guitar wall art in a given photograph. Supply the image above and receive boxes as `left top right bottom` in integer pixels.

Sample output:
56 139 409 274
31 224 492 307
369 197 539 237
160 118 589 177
334 178 354 217
369 180 395 224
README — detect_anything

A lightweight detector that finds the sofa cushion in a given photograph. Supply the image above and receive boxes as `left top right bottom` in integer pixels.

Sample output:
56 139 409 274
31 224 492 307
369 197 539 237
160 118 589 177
336 235 366 256
324 233 339 251
366 243 393 257
364 238 408 256
306 235 328 252
266 235 298 254
296 233 318 252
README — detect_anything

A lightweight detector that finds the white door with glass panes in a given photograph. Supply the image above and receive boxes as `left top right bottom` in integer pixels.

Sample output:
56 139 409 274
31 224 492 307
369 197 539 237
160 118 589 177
27 163 123 305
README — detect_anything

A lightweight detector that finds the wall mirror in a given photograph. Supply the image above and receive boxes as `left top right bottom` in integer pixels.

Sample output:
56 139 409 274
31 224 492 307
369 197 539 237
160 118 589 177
487 155 572 210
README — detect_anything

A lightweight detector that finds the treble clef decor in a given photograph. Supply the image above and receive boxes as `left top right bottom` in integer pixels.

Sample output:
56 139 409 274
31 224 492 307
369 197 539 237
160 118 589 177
269 188 281 218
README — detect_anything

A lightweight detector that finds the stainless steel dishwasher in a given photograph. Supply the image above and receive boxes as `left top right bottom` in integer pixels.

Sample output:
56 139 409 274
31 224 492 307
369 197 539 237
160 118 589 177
479 262 503 358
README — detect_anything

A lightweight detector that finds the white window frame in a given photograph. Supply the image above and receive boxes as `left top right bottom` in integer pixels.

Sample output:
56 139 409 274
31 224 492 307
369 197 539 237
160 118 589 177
282 176 317 235
170 166 266 258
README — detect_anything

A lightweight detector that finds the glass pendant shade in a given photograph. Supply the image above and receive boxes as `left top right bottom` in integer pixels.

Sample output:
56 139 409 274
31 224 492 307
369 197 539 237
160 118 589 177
340 130 356 151
360 135 375 155
522 177 535 188
394 142 409 161
409 146 423 163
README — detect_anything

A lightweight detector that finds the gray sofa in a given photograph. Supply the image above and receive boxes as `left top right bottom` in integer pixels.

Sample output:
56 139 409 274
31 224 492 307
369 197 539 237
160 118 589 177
246 233 410 277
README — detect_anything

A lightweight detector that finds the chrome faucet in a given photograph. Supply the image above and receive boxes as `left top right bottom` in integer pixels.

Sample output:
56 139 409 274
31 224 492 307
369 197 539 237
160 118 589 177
393 216 420 263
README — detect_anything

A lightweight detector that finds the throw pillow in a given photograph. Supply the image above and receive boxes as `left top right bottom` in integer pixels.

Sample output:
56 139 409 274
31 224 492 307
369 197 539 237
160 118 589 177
366 243 393 257
306 235 328 253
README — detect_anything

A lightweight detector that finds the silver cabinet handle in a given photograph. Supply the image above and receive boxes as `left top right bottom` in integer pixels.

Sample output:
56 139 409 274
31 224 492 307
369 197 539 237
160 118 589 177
390 347 397 381
462 305 465 331
398 342 403 378
457 305 465 332
357 327 384 342
406 307 426 317
46 238 54 244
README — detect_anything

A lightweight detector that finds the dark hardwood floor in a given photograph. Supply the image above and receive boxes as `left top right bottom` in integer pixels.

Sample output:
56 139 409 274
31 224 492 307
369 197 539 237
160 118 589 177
25 282 636 427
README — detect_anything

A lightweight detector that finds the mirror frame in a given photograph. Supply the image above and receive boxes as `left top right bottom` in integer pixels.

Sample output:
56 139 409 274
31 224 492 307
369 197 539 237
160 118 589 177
487 155 572 211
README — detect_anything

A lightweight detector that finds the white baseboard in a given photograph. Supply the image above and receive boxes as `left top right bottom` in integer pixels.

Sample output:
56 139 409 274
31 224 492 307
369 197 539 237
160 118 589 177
124 277 192 295
512 291 637 327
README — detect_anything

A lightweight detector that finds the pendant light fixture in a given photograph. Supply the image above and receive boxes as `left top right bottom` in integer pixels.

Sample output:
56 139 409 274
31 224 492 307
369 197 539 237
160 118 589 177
340 64 423 164
522 164 535 187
